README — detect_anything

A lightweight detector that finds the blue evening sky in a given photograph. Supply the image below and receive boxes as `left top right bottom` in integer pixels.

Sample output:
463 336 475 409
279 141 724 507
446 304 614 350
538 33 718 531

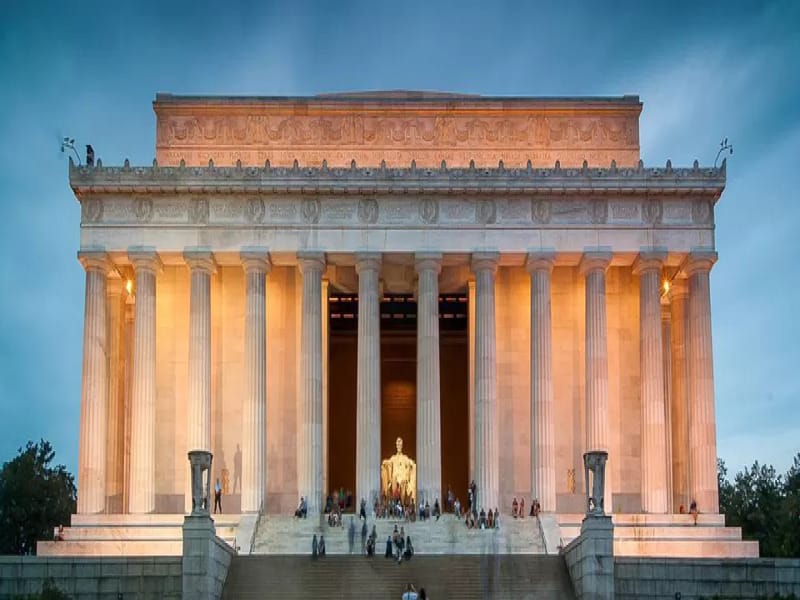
0 1 798 479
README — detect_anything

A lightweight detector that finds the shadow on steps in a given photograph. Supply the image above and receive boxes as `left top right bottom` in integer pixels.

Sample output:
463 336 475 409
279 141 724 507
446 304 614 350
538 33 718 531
222 554 576 599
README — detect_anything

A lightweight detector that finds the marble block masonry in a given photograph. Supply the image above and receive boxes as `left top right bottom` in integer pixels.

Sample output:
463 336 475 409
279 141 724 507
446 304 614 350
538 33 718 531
43 91 758 559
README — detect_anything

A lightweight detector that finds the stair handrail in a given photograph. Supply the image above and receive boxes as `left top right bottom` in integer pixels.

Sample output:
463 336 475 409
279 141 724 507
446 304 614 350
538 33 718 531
536 514 548 554
247 499 264 555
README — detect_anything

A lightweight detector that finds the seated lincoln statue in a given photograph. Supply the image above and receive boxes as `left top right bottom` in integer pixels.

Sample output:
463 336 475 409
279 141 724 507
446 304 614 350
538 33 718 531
381 437 417 505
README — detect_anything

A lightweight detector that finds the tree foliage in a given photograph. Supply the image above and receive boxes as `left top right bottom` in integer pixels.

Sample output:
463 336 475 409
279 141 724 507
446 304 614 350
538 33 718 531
0 440 76 555
718 453 800 558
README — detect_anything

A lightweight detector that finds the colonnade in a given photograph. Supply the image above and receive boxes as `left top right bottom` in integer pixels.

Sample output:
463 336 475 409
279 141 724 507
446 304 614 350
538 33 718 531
76 248 719 516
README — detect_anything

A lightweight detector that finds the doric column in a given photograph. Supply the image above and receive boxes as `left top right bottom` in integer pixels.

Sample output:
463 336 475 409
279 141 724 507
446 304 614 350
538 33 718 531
298 252 326 515
661 299 674 513
468 279 476 482
355 253 382 507
669 277 690 512
322 278 330 500
415 253 442 507
579 250 612 512
241 250 271 513
184 250 216 513
127 249 161 514
77 250 111 514
686 251 719 513
527 251 556 512
105 276 126 513
634 251 669 513
471 252 499 513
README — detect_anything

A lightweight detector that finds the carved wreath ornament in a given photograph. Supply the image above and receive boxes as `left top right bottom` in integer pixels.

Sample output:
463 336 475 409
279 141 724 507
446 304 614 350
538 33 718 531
302 198 321 224
358 199 379 224
476 199 497 224
418 198 438 224
188 198 209 224
245 198 265 223
134 198 153 223
82 199 103 223
531 199 551 224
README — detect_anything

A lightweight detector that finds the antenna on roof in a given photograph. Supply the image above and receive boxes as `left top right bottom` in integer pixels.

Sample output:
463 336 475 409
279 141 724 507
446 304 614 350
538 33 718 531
714 138 733 168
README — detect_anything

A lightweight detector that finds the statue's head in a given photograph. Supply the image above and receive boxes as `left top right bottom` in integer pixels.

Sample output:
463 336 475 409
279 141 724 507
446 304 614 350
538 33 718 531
396 437 403 453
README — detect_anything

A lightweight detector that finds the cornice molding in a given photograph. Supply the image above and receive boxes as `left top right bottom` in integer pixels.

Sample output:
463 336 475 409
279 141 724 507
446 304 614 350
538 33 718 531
70 160 725 198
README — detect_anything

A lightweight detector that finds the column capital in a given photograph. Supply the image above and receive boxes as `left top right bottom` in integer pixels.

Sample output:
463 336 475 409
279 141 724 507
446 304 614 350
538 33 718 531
127 248 162 274
414 252 442 274
183 249 217 274
632 249 667 276
355 252 381 274
471 251 499 273
241 248 272 274
78 249 112 274
579 250 612 275
526 251 556 274
684 250 718 277
298 251 326 274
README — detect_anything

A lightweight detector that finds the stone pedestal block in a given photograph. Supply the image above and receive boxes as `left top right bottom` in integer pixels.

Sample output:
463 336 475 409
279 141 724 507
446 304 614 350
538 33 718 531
564 515 615 600
182 515 234 600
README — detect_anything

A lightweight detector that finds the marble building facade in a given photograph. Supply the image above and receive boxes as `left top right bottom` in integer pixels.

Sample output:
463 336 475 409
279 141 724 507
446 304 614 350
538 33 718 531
70 93 724 523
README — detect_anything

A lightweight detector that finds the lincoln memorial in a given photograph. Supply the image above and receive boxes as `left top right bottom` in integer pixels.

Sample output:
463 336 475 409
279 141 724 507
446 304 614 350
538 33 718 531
43 92 757 559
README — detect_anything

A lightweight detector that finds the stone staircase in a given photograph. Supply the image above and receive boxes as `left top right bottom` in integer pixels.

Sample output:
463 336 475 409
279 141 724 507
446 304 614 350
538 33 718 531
37 513 240 557
251 514 546 555
222 555 576 599
557 513 759 558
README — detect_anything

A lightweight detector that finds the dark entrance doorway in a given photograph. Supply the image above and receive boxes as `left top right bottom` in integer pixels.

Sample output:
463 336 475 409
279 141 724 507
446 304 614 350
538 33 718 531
327 291 468 508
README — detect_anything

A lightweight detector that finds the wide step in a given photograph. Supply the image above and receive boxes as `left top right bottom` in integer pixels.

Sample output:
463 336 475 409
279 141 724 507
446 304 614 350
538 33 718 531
222 555 576 599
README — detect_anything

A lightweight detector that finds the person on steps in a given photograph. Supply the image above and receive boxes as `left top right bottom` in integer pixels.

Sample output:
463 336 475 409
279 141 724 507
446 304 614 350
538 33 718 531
318 535 326 557
311 534 318 559
385 536 393 558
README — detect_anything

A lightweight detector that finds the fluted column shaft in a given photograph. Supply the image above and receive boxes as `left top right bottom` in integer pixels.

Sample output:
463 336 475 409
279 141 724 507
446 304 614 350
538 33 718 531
415 254 442 506
298 252 325 514
634 252 668 513
241 251 271 513
77 251 111 514
669 278 690 511
105 278 126 512
472 252 499 513
128 250 160 514
661 302 674 513
580 251 612 512
184 250 216 512
356 253 382 507
527 252 556 512
686 252 719 513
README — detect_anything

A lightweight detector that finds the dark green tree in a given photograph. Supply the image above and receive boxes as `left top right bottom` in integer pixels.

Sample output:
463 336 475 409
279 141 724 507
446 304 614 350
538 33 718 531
781 453 800 557
0 440 76 555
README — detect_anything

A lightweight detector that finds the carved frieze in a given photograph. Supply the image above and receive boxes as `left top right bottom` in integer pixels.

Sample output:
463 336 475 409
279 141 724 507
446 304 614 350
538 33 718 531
78 191 713 231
